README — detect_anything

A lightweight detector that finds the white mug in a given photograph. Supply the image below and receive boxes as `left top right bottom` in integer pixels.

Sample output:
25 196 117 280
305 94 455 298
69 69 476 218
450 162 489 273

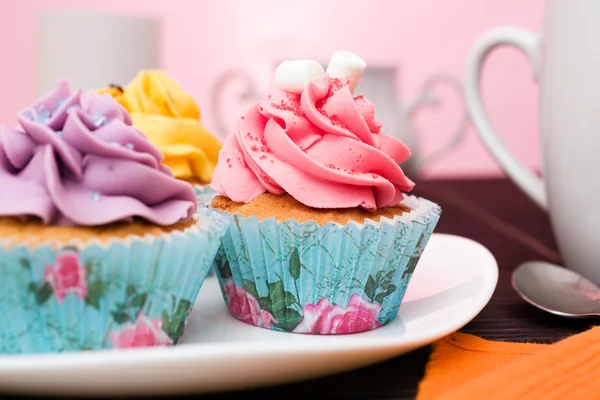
464 0 600 282
211 65 467 179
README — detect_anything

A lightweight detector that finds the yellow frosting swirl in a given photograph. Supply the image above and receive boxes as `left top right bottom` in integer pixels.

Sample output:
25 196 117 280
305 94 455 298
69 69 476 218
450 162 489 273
99 71 221 184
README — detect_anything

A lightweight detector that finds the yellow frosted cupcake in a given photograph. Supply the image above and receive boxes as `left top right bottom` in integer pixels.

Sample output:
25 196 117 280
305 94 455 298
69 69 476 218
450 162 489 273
100 71 221 185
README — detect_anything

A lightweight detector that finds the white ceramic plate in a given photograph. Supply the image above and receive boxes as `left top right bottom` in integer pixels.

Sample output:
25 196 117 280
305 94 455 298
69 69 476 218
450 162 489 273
0 234 498 397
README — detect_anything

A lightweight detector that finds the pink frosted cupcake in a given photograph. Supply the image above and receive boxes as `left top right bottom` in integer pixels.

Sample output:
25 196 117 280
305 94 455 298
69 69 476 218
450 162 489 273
209 51 441 334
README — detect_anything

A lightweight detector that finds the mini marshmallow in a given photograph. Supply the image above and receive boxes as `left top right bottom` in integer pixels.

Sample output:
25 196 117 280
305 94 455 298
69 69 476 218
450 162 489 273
325 50 366 93
274 60 325 94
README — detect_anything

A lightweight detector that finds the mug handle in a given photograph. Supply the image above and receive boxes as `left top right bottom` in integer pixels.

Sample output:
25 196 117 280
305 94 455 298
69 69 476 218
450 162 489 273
209 69 260 138
464 27 546 209
405 73 469 170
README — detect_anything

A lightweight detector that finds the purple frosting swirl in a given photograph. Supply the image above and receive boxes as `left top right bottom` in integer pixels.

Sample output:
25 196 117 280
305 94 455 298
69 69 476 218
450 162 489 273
0 79 197 226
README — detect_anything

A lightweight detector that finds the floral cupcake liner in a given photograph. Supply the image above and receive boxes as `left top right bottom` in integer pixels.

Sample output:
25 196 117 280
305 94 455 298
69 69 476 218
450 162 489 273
194 184 219 277
212 195 441 334
194 185 218 207
0 207 229 354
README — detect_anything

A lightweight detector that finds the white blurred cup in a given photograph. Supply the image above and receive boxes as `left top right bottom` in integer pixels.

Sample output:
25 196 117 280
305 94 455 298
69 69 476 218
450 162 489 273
465 0 600 283
36 10 160 95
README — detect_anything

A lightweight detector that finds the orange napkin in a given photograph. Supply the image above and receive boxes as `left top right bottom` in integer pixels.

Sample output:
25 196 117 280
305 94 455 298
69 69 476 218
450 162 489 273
417 326 600 400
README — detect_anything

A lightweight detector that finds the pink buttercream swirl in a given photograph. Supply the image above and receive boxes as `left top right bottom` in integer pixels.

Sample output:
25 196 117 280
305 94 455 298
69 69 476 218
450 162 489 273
211 76 414 210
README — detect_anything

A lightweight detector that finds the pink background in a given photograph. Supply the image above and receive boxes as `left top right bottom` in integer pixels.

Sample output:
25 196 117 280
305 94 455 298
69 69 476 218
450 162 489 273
0 0 543 179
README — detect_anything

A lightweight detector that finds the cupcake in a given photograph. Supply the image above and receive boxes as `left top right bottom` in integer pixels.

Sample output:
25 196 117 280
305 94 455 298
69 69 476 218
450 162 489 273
99 71 221 205
209 51 441 334
0 79 229 354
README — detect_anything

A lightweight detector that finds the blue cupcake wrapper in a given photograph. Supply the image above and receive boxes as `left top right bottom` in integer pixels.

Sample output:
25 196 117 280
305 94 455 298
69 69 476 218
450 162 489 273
0 207 229 354
212 195 441 334
194 184 219 276
194 185 218 207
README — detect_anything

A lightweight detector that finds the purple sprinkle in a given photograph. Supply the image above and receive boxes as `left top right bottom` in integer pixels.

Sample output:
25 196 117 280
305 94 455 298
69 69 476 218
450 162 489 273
92 115 108 127
54 99 66 110
35 109 51 123
66 105 81 114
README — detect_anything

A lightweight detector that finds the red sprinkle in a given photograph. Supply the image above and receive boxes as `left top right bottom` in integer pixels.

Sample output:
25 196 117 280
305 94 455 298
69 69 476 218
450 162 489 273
259 155 267 160
226 158 231 163
330 77 348 91
260 137 270 152
315 98 328 110
270 95 303 117
270 160 274 164
315 77 350 111
354 95 365 100
267 95 272 100
330 115 344 127
371 174 378 179
318 110 344 128
251 145 259 152
241 116 245 120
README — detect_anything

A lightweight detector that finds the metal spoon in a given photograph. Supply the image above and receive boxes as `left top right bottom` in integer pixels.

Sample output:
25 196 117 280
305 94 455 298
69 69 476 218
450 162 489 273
512 261 600 318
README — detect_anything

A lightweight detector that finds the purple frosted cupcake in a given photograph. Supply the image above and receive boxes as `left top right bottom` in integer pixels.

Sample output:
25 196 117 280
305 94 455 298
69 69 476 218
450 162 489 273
0 79 229 354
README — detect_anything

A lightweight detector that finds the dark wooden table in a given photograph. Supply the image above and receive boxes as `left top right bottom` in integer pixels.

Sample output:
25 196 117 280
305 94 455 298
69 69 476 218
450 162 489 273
193 178 592 400
14 178 594 400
